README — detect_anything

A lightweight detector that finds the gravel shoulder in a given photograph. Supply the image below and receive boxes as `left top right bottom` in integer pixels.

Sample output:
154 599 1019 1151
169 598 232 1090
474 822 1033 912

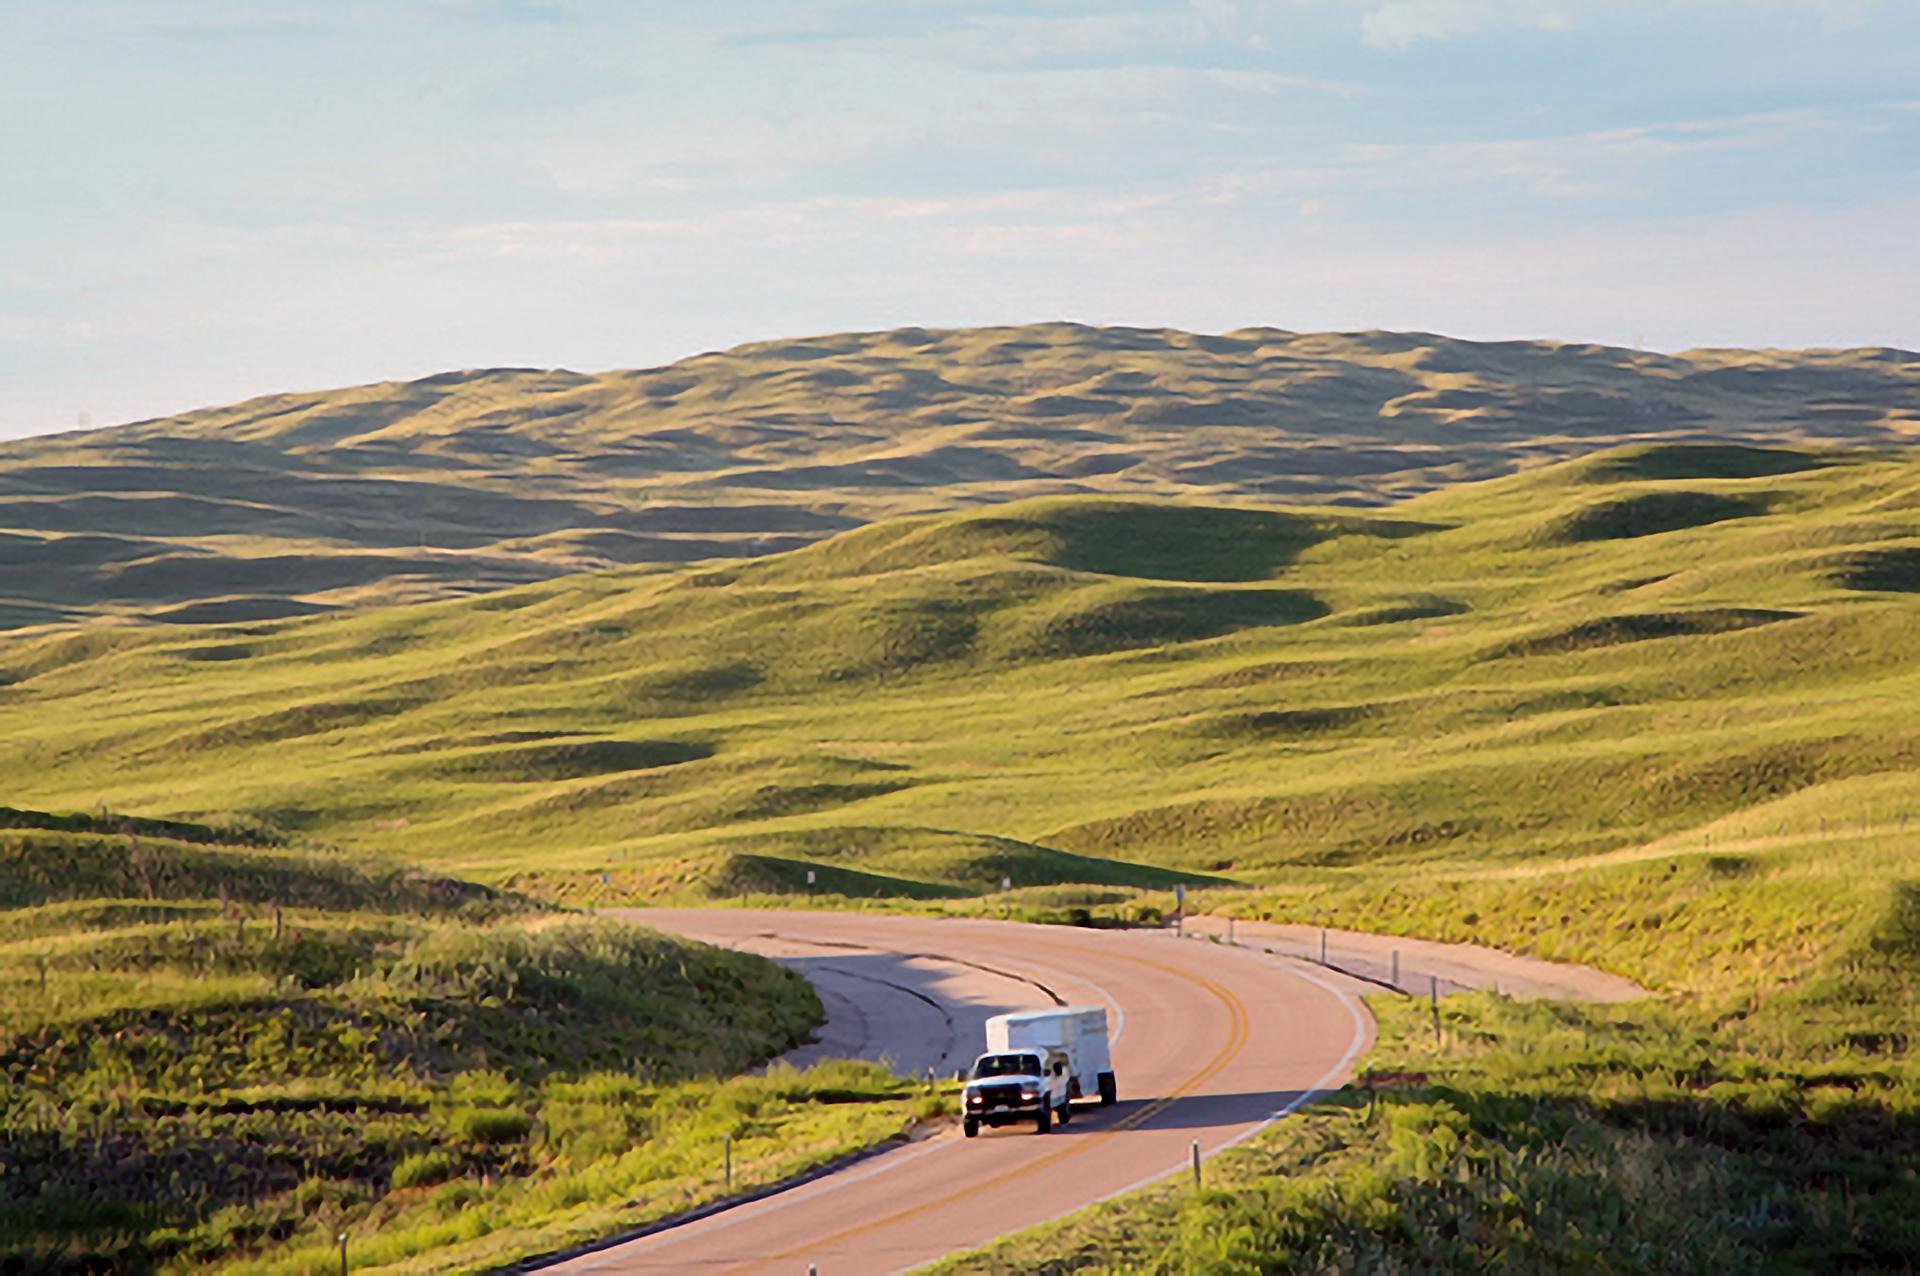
1179 915 1649 1002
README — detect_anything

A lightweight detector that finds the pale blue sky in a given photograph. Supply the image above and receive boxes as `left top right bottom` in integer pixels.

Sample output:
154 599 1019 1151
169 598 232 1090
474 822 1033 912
3 1 1917 438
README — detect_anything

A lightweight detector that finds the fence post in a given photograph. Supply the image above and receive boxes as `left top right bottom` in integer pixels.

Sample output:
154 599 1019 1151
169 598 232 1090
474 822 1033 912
1227 916 1235 944
1320 928 1328 965
725 1133 733 1191
1430 976 1441 1047
1192 1139 1202 1190
1391 949 1399 989
338 1232 348 1276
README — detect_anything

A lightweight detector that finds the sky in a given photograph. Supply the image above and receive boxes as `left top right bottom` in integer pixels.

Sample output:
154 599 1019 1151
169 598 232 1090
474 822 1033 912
2 1 1917 440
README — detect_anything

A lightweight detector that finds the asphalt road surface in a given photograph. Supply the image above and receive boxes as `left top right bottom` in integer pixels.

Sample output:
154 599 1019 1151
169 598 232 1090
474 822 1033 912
547 910 1376 1276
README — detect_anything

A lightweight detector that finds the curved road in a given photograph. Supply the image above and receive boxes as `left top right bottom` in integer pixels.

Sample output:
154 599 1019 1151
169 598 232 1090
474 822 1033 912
549 910 1376 1275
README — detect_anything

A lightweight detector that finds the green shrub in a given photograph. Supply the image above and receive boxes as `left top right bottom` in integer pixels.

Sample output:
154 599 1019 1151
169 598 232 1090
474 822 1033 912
391 1150 458 1190
452 1107 533 1145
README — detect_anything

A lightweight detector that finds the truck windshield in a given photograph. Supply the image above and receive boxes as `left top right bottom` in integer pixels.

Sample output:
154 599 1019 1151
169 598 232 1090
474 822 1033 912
973 1054 1040 1078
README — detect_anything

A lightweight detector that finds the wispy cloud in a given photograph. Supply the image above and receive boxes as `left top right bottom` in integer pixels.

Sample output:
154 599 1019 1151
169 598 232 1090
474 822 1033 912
433 0 576 25
1359 0 1575 49
0 316 97 348
1355 0 1894 49
142 14 327 41
4 0 1917 438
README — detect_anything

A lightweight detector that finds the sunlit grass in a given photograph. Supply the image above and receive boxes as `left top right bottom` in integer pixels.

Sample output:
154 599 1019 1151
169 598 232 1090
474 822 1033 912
0 813 863 1273
7 439 1920 1267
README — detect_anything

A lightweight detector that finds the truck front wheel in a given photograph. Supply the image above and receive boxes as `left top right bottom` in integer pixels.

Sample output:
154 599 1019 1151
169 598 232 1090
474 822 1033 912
1036 1104 1052 1134
963 1117 978 1138
1057 1097 1071 1125
1098 1072 1117 1106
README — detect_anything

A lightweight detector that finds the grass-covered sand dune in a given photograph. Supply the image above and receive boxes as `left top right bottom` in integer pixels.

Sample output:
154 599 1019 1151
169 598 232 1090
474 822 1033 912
0 808 941 1274
5 439 1916 920
7 438 1920 1267
2 324 1916 626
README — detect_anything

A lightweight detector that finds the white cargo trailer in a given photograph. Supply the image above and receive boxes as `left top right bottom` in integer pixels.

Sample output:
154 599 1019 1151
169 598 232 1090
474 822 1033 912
985 1006 1116 1108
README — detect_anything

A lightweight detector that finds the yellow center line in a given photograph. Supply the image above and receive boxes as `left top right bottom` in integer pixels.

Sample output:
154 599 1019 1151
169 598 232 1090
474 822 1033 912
720 943 1253 1275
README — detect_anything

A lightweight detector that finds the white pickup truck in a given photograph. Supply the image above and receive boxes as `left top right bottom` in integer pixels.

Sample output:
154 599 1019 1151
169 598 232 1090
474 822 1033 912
962 1006 1115 1137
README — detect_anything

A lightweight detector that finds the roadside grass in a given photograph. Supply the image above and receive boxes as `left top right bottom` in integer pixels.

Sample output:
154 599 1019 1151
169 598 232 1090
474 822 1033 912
931 787 1920 1270
932 992 1920 1274
194 1062 944 1276
0 810 932 1274
6 441 1920 1267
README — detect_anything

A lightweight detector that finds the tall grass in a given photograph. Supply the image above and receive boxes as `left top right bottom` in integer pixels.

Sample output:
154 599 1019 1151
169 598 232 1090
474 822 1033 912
936 993 1920 1274
0 814 866 1273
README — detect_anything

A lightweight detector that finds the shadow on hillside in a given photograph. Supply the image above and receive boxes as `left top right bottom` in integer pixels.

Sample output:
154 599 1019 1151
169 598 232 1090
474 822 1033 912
771 950 1342 1135
776 949 1051 1078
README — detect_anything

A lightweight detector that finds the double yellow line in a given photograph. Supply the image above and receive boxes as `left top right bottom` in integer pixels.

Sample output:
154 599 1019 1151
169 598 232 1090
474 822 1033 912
1101 956 1249 1137
725 944 1253 1274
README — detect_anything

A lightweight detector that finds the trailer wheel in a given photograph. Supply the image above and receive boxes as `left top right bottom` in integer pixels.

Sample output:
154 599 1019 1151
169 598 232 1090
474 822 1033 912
1098 1072 1117 1106
963 1118 978 1138
1036 1104 1052 1134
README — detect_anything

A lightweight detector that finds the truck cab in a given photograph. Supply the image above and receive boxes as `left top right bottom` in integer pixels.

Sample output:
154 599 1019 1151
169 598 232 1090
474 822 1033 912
962 1049 1071 1136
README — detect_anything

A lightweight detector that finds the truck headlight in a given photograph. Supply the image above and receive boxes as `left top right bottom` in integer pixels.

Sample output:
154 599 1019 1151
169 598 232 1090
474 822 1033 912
1019 1086 1039 1100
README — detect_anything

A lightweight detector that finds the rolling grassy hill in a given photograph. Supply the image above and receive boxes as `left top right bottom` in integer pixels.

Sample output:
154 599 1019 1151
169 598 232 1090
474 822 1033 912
9 437 1920 1268
0 807 950 1274
1 437 1916 1007
2 325 1916 627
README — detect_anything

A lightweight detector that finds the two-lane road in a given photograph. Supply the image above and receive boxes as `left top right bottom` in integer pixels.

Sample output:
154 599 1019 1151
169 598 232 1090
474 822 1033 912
550 910 1375 1275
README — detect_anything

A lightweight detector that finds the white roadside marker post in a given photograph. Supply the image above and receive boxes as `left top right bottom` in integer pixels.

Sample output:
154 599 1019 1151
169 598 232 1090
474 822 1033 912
1192 1139 1202 1190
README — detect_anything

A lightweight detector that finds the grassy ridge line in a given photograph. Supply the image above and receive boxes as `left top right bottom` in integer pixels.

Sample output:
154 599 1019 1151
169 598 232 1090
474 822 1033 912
2 441 1917 897
0 812 939 1274
2 325 1915 625
3 444 1919 1029
6 440 1920 1266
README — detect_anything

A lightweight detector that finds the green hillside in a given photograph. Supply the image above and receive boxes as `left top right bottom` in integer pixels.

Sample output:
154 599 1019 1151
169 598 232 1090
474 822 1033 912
0 438 1910 883
2 325 1915 626
0 808 945 1274
8 439 1920 1267
3 435 1918 1003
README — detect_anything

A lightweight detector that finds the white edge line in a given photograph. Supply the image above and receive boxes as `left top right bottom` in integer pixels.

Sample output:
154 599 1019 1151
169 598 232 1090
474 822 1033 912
576 943 1131 1270
893 948 1375 1273
1032 958 1370 1214
569 1141 954 1271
